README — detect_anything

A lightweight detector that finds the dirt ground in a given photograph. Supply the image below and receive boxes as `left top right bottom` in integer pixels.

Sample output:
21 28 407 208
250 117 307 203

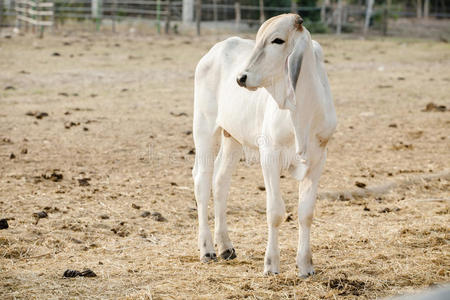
0 28 449 299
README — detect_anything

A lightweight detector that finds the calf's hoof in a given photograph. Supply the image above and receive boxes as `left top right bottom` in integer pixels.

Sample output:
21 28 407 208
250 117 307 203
201 252 217 263
298 269 315 278
263 270 279 276
220 248 237 260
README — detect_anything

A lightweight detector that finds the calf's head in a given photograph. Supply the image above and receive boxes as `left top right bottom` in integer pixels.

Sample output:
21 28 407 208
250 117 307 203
236 13 310 111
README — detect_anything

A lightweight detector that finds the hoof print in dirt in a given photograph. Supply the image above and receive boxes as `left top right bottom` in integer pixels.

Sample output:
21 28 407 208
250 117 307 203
42 170 63 182
220 248 237 260
33 211 48 224
78 178 91 186
0 218 9 229
63 269 97 278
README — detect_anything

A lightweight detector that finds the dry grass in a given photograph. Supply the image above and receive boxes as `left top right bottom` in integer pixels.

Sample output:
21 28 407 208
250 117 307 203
0 29 449 299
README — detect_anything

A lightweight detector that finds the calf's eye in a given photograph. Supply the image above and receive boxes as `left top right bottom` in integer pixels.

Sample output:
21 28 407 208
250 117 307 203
271 38 285 45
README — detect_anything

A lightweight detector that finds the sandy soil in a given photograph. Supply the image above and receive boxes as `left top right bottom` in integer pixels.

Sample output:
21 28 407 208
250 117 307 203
0 30 449 299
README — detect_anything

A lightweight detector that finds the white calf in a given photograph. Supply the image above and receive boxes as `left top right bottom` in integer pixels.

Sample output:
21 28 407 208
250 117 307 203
192 13 337 277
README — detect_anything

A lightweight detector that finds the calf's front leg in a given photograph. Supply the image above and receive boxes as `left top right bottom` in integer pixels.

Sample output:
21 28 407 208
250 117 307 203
297 151 326 277
260 148 285 275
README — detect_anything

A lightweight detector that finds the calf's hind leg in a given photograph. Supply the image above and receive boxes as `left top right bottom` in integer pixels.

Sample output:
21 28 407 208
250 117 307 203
193 120 220 262
213 132 242 260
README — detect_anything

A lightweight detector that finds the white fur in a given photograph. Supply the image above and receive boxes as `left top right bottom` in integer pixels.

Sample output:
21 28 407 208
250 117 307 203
192 14 337 277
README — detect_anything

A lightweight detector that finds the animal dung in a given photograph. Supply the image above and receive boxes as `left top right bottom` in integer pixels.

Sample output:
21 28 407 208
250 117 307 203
0 218 9 229
285 213 293 222
132 203 141 210
63 269 97 278
140 211 151 218
26 111 48 119
42 170 63 182
151 212 167 222
422 102 447 112
355 181 367 188
140 211 166 222
170 111 188 117
64 121 80 129
78 178 91 186
33 211 48 225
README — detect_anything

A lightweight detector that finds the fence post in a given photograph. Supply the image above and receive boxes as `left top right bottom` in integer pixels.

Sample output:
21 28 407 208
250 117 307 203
92 0 102 31
382 5 388 35
213 0 218 24
112 0 117 33
15 1 20 31
165 0 172 34
235 2 240 30
336 0 342 35
38 0 44 38
363 0 373 35
156 0 161 34
321 0 329 24
0 0 3 31
195 0 201 35
424 0 429 19
259 0 265 24
182 0 194 23
416 0 422 18
291 0 297 13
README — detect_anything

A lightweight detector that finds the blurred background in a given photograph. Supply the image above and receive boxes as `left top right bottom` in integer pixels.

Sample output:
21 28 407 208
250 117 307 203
1 0 449 38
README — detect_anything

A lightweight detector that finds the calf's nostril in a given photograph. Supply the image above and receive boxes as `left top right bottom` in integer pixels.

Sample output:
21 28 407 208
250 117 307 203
237 74 247 86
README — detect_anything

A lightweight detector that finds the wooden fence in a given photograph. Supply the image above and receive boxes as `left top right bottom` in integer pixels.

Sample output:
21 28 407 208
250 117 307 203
15 0 54 36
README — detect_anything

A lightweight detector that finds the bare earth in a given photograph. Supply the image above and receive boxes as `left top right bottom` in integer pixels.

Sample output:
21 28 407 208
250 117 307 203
0 31 449 299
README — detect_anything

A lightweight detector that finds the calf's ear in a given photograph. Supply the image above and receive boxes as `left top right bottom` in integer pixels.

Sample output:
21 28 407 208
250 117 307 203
284 36 307 111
